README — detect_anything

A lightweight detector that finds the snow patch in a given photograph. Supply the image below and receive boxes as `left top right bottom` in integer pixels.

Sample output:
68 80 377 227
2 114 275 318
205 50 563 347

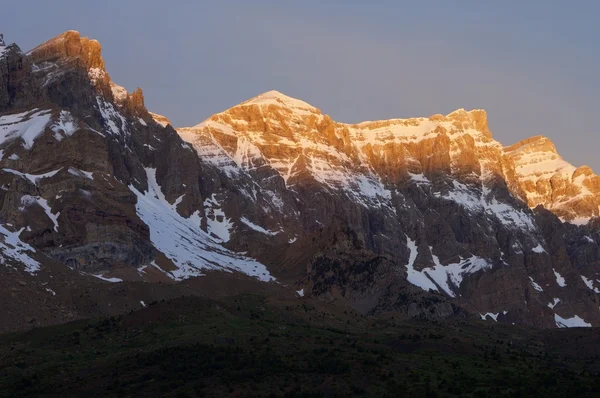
51 110 77 141
408 173 430 184
531 244 546 254
19 195 59 232
37 198 59 232
404 237 439 293
92 274 123 283
581 275 600 293
240 217 279 236
555 313 591 328
129 168 273 281
553 269 566 287
404 237 493 297
3 167 61 186
204 194 233 243
480 313 499 322
529 277 544 292
68 167 94 180
0 225 39 273
547 298 561 309
96 97 129 136
0 109 52 149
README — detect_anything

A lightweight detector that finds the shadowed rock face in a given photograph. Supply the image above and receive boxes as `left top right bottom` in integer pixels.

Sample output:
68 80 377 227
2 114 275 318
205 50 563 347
1 31 599 330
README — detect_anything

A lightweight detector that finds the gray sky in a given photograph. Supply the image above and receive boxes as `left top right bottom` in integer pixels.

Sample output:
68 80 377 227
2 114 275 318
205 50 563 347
3 1 599 171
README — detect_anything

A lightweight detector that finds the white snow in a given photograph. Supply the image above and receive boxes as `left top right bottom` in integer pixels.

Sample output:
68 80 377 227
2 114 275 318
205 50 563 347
0 109 53 149
583 236 595 244
529 277 544 292
3 167 62 186
0 224 39 273
239 90 319 116
173 194 185 208
408 173 430 184
427 250 492 297
88 67 106 84
547 298 561 309
110 82 128 102
140 300 146 307
553 269 566 287
96 97 129 136
68 167 94 180
296 289 304 297
51 110 77 141
480 312 499 322
92 274 123 283
581 275 600 293
240 217 279 236
403 236 493 297
404 237 439 293
203 194 233 243
7 154 19 160
129 168 273 281
178 127 242 177
45 288 57 296
554 313 591 328
19 195 59 232
435 180 536 231
531 244 546 254
37 198 59 232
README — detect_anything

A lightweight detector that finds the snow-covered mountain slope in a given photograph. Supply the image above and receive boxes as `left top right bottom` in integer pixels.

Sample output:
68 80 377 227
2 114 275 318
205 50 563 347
2 31 600 330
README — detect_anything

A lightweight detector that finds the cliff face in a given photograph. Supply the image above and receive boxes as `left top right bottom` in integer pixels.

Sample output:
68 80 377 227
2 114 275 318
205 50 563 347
180 90 600 328
0 31 599 330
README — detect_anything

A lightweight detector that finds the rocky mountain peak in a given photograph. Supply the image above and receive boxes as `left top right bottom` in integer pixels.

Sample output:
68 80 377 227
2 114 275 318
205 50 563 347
238 90 322 115
505 135 600 222
505 135 559 156
0 33 5 47
28 30 105 72
150 112 172 127
445 108 491 138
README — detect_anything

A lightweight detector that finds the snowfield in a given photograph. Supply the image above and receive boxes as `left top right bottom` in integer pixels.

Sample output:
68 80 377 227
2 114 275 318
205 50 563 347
129 168 274 282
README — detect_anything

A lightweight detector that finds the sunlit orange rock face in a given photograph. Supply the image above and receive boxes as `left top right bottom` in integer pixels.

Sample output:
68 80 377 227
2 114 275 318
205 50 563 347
505 136 600 222
28 30 105 72
183 91 599 224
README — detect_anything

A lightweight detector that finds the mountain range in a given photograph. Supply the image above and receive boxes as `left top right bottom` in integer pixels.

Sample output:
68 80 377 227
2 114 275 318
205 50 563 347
1 31 599 332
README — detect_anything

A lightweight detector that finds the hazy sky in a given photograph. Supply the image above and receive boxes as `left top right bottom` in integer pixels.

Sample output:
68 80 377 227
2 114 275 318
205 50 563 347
3 1 599 170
